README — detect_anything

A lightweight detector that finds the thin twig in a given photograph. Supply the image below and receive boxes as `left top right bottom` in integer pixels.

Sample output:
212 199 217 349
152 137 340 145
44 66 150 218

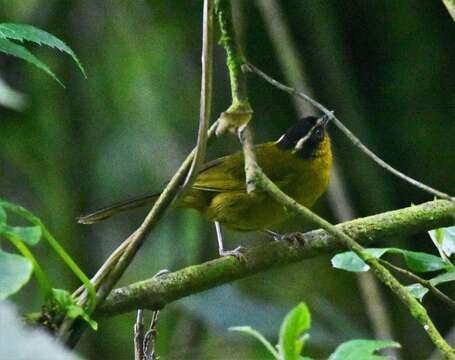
61 19 219 346
379 259 455 312
244 63 455 203
182 0 213 190
134 310 145 360
143 310 160 360
215 0 256 192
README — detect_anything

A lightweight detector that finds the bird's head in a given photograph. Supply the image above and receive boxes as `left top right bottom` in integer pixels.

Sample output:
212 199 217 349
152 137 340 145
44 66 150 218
276 115 331 159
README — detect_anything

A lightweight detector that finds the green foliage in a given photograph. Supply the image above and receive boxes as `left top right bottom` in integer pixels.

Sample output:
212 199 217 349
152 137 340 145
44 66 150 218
332 245 455 302
328 340 401 360
4 225 41 246
278 303 311 360
229 326 279 358
50 289 97 330
0 249 33 299
0 23 86 86
230 302 400 359
331 248 452 273
406 270 455 301
429 226 455 262
0 199 95 312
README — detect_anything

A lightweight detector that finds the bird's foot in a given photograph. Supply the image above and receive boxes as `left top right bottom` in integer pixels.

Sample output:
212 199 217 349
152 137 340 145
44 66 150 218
280 232 305 247
264 230 305 247
219 246 246 261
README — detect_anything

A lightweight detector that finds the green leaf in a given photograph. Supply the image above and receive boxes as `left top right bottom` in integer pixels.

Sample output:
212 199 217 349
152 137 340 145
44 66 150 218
331 249 389 272
0 206 6 224
429 226 455 260
229 326 279 359
429 270 455 287
0 199 96 311
0 249 33 299
279 302 311 360
331 248 452 273
3 225 41 246
0 38 63 86
51 289 98 330
399 250 449 273
328 339 400 360
406 283 429 301
0 23 86 77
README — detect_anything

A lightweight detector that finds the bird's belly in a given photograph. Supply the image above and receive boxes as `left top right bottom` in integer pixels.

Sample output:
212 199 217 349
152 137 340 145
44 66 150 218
205 191 288 231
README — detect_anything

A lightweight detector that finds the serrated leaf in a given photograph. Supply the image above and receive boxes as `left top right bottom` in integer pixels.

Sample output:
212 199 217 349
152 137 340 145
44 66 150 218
406 283 429 301
328 339 400 360
3 225 41 245
331 249 389 272
279 303 311 360
229 326 279 359
0 249 33 299
0 23 86 77
0 38 63 86
51 289 97 330
0 206 6 224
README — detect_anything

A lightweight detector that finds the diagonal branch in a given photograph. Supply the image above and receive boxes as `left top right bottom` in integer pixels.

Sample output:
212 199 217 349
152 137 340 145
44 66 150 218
245 63 455 203
98 199 455 316
61 2 217 346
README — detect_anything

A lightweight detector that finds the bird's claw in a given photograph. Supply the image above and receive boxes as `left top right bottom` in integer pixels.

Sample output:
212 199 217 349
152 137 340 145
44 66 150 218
219 246 246 261
269 231 304 247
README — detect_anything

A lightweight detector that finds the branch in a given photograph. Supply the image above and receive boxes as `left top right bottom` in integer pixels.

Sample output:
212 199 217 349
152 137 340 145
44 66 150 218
254 170 455 358
61 3 217 345
98 199 455 315
182 0 213 189
215 0 256 192
244 63 455 203
379 259 455 312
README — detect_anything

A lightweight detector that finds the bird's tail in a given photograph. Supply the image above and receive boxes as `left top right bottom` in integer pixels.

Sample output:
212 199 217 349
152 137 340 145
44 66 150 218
77 192 160 224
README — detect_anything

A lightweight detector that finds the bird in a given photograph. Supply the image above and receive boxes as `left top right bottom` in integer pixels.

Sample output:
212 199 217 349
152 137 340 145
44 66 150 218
78 115 332 257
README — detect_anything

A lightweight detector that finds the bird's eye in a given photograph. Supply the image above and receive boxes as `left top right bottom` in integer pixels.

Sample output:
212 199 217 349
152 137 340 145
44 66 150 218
314 127 324 140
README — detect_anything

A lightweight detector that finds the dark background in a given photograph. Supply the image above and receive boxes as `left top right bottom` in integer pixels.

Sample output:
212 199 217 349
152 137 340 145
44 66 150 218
1 1 454 359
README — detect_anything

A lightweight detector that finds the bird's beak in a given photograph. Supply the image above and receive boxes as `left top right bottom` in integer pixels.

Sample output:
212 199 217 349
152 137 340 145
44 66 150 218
320 114 332 128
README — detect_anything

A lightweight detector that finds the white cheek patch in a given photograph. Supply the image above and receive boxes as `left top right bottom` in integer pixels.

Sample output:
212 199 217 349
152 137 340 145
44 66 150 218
276 134 286 143
294 132 312 151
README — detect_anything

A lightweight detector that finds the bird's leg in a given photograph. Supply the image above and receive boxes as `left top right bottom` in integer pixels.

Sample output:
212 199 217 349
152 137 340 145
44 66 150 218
214 221 245 259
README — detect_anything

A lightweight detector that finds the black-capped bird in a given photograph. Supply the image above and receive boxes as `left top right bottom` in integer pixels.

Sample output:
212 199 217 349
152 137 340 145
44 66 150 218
78 115 332 257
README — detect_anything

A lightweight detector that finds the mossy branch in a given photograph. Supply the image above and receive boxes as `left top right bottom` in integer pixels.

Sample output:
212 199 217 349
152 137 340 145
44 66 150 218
99 199 455 316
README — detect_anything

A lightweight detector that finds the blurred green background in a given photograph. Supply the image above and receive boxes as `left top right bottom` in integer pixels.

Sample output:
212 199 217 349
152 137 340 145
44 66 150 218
1 1 454 359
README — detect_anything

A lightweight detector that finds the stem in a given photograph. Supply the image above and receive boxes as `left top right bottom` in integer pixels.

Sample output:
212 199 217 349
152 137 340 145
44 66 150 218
99 199 455 315
379 259 455 312
182 0 213 189
255 0 395 348
5 232 52 297
215 0 256 192
253 169 455 359
215 0 248 104
61 4 218 346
